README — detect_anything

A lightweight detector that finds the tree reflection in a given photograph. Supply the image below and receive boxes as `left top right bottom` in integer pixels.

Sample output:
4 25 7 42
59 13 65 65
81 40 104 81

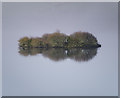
18 47 98 62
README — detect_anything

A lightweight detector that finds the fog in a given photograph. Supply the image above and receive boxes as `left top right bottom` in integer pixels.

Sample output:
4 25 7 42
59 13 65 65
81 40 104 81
2 2 118 96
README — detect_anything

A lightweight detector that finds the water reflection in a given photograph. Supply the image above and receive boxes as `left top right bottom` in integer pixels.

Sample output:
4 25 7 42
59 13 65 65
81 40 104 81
18 48 98 62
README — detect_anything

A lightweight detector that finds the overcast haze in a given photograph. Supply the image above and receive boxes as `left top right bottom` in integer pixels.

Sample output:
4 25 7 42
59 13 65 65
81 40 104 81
2 2 118 96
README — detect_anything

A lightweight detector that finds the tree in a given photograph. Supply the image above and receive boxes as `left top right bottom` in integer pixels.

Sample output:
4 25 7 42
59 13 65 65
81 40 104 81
30 38 49 48
68 32 98 47
18 37 30 48
47 32 67 47
18 31 100 48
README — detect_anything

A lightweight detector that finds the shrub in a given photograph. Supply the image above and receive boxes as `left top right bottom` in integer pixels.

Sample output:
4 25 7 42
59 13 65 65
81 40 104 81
18 37 30 48
18 31 100 48
47 32 67 47
31 38 49 48
68 32 98 47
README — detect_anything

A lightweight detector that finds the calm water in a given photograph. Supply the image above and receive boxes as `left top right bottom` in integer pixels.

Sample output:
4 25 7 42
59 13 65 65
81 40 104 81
2 2 118 96
2 38 118 96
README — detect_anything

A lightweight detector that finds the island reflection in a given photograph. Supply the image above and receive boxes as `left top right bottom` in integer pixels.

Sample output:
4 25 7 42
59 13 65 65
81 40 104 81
18 48 98 62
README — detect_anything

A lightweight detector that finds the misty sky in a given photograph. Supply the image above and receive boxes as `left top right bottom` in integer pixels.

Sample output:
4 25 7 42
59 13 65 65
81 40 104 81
2 2 117 40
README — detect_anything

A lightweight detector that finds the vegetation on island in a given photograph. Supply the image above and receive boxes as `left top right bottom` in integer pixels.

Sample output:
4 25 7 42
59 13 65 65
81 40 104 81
18 31 101 49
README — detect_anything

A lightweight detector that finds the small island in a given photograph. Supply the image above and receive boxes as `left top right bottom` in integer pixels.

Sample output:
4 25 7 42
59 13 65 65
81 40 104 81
18 31 101 49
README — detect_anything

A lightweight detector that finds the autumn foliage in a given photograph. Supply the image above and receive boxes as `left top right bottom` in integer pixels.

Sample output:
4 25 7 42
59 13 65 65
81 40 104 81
18 31 101 49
